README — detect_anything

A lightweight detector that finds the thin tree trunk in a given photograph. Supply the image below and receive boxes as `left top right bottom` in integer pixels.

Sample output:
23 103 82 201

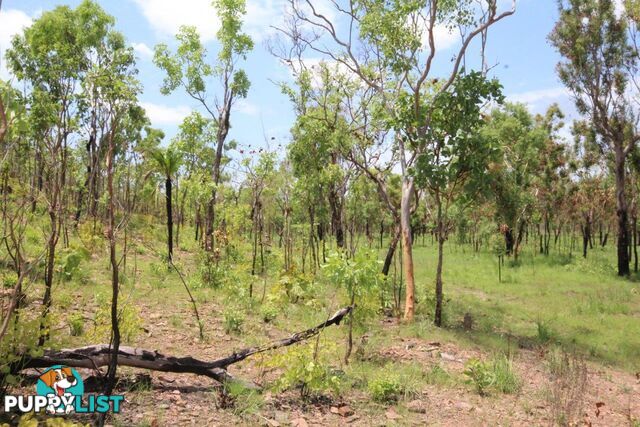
165 177 173 261
401 178 416 321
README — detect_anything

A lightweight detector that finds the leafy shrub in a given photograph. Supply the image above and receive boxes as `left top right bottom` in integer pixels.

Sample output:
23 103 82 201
368 376 404 403
464 355 521 395
68 313 84 336
260 303 279 323
1 272 17 288
57 246 90 282
267 343 341 399
88 294 142 343
0 309 46 389
223 308 244 334
268 272 315 306
464 358 495 395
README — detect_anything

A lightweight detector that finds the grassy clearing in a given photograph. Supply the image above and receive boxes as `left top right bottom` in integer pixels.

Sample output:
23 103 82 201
409 240 640 371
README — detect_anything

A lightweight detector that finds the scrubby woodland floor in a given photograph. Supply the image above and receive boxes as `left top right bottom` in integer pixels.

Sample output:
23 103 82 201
4 237 640 426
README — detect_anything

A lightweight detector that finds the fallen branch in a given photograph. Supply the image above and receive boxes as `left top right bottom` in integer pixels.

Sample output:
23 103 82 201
14 306 352 386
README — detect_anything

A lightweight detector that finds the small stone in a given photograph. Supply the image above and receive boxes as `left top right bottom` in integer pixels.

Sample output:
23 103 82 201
338 405 353 417
330 406 340 415
440 352 456 361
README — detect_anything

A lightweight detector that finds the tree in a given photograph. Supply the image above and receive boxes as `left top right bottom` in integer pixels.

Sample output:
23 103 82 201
550 0 640 276
150 145 182 261
277 0 516 320
413 71 503 327
7 0 120 345
154 0 253 251
482 103 547 260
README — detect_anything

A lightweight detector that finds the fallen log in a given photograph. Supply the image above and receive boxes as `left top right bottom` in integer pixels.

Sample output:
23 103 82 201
15 306 352 386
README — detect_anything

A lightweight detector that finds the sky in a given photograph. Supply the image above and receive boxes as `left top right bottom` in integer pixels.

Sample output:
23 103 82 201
0 0 577 151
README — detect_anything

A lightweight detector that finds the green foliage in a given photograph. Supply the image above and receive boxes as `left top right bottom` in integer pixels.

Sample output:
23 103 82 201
0 309 46 389
463 358 495 395
8 413 89 426
267 272 315 306
368 375 404 403
68 313 84 336
491 354 521 394
220 381 263 416
536 319 556 344
88 293 142 343
268 343 342 399
223 307 244 334
260 303 279 323
323 250 382 310
57 246 90 282
463 354 521 395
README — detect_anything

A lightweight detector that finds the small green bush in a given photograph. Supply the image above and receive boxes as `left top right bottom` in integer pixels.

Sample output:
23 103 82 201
267 343 342 399
68 313 84 336
260 303 279 323
464 358 495 395
223 308 244 334
368 376 404 403
464 355 521 395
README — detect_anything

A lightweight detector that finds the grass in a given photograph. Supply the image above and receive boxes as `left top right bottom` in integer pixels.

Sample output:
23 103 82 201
4 219 640 425
408 241 640 371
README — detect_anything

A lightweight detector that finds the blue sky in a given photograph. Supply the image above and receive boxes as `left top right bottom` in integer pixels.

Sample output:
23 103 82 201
0 0 576 150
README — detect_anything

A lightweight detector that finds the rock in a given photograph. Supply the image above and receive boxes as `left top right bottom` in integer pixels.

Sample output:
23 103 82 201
440 352 457 361
330 406 340 415
266 420 280 427
406 400 426 413
338 405 353 417
345 415 360 423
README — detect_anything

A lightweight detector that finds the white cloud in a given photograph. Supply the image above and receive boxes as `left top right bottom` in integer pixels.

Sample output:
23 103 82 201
131 0 289 43
0 9 33 79
141 101 192 125
235 99 260 116
508 87 569 106
131 0 221 42
132 42 154 60
430 24 460 51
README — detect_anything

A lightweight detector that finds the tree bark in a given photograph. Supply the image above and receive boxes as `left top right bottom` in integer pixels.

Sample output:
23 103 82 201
615 146 630 276
401 178 416 321
165 177 173 261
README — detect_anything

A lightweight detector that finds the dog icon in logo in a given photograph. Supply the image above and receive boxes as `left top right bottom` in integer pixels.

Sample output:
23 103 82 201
36 365 83 414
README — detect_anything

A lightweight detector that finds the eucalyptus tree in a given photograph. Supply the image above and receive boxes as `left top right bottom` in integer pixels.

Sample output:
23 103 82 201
154 0 253 251
278 0 516 320
482 103 547 260
532 105 569 255
413 71 503 327
550 0 640 276
174 112 216 244
6 0 125 344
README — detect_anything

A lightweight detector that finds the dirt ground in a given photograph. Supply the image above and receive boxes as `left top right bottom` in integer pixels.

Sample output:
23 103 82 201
5 287 640 427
